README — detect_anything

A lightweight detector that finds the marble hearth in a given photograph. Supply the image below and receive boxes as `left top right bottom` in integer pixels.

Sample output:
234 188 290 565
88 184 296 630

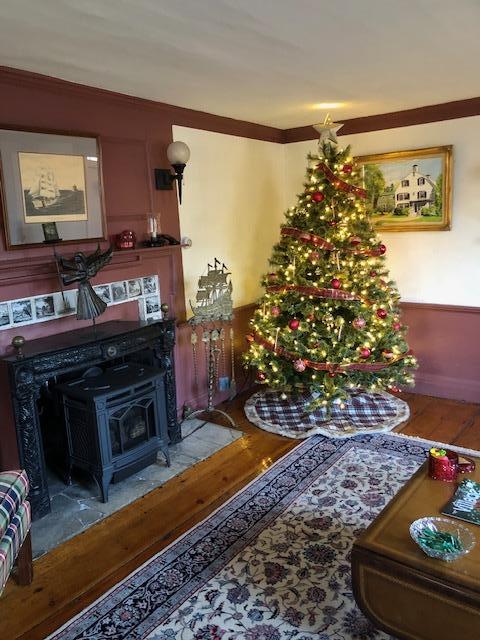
31 419 242 558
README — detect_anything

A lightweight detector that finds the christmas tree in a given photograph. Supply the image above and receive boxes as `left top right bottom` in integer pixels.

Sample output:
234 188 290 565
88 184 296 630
244 117 417 409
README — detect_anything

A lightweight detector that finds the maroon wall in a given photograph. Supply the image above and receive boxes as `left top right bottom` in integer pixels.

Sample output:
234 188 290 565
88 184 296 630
0 69 188 329
401 303 480 404
0 67 282 468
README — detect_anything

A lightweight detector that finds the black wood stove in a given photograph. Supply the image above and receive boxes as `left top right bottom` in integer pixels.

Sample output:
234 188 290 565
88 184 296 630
56 363 170 503
0 320 180 520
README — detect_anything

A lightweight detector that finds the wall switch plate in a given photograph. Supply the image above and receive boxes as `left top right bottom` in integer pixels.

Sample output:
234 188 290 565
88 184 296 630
218 376 230 391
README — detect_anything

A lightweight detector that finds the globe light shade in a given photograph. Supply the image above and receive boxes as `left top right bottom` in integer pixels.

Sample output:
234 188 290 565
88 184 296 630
167 141 190 165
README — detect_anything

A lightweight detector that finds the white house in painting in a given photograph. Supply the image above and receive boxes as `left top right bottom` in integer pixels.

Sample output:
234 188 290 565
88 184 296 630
394 164 436 215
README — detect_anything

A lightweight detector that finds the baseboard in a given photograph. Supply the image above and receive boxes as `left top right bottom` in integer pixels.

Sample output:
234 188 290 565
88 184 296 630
412 371 480 403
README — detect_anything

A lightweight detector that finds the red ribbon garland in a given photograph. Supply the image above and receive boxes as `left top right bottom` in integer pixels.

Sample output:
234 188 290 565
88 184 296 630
266 283 360 301
316 161 367 199
353 246 386 257
280 227 384 257
250 332 412 373
281 227 334 250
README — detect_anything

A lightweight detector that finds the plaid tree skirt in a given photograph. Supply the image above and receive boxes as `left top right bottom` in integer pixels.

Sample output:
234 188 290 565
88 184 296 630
244 388 410 439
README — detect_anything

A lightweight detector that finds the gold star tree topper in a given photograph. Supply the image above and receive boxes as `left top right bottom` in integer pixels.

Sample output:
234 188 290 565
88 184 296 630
313 114 344 146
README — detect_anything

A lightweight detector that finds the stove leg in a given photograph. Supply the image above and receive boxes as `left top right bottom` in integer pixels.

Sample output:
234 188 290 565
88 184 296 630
94 470 113 503
160 444 171 467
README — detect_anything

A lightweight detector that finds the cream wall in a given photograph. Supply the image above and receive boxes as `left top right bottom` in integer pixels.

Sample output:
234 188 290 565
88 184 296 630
175 117 480 311
285 116 480 306
173 125 285 314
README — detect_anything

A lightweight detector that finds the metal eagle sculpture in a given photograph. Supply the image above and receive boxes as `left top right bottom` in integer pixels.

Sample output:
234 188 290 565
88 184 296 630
58 245 113 322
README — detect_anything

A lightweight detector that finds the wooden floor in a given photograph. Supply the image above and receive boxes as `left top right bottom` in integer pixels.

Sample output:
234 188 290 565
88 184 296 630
2 390 480 640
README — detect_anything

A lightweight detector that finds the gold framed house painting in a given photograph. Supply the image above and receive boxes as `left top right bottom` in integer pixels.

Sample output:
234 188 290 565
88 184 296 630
355 146 452 231
18 151 88 224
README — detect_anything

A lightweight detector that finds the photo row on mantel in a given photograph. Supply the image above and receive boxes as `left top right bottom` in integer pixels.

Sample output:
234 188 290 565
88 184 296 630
0 275 161 330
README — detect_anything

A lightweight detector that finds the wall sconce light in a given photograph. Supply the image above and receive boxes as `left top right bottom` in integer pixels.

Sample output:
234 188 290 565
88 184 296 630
154 141 191 204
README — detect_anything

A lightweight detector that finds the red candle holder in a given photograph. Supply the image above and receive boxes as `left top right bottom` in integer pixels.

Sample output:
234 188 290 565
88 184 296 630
428 447 475 482
115 229 136 250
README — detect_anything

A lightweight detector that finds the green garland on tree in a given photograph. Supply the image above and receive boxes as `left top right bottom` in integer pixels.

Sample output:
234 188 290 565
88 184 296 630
244 138 417 408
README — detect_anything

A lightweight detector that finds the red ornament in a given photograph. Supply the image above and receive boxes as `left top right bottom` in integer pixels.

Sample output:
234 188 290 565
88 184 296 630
256 371 267 382
359 347 371 359
311 192 325 203
271 306 281 317
342 164 353 174
352 317 366 330
331 278 341 289
370 270 377 277
382 349 394 360
378 244 387 255
392 321 402 331
309 251 320 263
376 308 388 319
349 236 361 246
327 371 336 378
116 229 136 250
390 385 400 393
288 318 300 331
328 221 338 227
246 334 255 343
293 358 307 372
267 272 277 282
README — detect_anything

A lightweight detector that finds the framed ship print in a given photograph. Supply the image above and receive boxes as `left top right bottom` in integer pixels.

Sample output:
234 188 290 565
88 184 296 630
18 151 88 224
354 145 452 232
0 128 106 248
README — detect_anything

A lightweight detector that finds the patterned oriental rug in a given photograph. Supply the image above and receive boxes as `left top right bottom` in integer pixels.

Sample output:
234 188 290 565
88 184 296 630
47 433 473 640
245 389 410 439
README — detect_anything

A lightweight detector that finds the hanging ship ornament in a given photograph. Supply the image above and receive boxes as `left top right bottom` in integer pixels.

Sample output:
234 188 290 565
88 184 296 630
189 258 233 325
186 258 236 426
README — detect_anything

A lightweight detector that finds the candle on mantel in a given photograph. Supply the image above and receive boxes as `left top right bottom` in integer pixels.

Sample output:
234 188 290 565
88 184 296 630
148 214 160 240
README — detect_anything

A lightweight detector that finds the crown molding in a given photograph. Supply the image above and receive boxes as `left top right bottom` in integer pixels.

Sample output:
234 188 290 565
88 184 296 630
283 97 480 143
1 66 480 144
0 66 284 143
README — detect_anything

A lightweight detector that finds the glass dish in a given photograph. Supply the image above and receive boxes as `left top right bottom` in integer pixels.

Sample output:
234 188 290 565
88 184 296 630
410 516 475 561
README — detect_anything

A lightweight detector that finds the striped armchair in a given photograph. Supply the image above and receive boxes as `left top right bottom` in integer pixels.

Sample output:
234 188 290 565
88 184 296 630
0 470 32 595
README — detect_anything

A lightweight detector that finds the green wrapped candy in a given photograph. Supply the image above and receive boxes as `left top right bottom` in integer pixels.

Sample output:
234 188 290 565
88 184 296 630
418 527 463 553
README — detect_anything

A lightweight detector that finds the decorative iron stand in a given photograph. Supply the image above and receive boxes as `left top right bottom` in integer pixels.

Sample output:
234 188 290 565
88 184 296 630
185 258 236 427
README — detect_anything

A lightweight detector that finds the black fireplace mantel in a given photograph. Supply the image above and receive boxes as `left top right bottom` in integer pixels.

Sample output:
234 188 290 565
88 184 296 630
0 319 180 520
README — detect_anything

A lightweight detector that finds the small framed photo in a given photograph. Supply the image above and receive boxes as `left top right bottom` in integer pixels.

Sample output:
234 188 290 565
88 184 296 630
145 295 160 315
127 279 142 298
0 302 10 327
42 222 61 243
94 285 112 304
111 281 127 303
143 276 157 294
34 295 55 319
354 145 452 232
11 299 33 324
53 290 77 316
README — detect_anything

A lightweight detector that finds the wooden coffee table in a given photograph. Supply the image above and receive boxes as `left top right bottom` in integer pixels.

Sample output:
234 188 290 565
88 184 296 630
352 460 480 640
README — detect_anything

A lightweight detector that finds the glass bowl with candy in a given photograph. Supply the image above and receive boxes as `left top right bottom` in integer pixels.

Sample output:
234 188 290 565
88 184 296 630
410 517 475 561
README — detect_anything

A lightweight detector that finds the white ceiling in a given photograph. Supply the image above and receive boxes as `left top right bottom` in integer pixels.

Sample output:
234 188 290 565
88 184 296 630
0 0 479 128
